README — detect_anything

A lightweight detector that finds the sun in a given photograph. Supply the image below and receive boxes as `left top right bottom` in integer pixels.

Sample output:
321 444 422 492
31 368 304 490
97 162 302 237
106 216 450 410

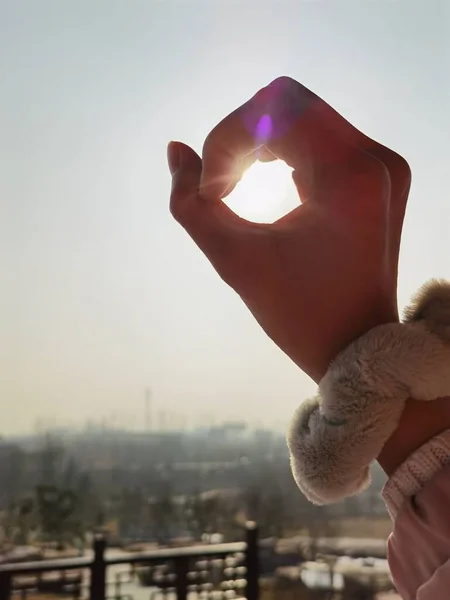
223 160 299 224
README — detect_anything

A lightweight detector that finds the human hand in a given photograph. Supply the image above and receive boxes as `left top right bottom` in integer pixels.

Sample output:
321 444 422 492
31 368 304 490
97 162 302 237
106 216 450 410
168 77 411 382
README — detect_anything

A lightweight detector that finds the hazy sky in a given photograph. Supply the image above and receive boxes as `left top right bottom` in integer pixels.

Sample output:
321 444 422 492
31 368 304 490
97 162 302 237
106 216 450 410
1 0 449 434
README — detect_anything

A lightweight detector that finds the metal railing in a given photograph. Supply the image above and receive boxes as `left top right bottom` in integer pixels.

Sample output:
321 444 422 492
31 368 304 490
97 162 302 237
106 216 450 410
0 523 259 600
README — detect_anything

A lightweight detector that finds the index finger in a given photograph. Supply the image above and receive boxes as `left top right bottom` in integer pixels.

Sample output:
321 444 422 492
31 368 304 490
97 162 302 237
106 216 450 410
200 77 367 200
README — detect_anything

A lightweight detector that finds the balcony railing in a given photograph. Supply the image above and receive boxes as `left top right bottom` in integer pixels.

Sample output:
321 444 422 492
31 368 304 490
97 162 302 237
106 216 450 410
0 523 259 600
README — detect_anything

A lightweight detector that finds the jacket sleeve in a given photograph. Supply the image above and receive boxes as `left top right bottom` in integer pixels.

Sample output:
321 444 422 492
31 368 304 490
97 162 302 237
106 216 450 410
382 430 450 600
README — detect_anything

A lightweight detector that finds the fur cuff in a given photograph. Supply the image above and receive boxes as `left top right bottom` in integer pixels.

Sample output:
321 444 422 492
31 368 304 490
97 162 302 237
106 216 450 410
287 279 450 505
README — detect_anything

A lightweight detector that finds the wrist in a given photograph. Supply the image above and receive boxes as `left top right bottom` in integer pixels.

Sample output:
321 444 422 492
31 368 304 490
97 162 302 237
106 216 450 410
287 279 450 505
306 298 398 384
377 397 450 475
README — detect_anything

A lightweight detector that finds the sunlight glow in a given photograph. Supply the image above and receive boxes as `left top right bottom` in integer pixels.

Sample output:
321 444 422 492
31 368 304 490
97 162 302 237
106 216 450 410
223 160 299 224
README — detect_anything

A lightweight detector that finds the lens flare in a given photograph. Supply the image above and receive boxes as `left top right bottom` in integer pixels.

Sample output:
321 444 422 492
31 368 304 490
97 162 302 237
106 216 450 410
255 114 272 144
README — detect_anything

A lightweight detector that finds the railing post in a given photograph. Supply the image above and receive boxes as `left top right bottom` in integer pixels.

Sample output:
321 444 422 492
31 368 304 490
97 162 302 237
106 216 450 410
90 536 106 600
245 522 259 600
175 556 189 600
0 571 12 600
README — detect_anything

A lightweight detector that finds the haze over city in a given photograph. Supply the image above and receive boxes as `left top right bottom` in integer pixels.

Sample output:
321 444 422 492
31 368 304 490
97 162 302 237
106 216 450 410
2 1 449 434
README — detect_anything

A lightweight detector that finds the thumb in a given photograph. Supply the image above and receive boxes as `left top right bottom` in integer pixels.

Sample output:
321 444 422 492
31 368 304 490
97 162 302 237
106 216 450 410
168 141 245 265
168 141 203 227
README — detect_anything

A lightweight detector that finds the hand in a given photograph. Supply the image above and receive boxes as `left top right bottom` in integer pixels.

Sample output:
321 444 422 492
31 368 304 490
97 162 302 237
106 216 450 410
168 77 411 383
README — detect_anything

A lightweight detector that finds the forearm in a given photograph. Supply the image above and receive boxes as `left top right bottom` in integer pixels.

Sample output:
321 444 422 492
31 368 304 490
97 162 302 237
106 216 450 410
377 396 450 475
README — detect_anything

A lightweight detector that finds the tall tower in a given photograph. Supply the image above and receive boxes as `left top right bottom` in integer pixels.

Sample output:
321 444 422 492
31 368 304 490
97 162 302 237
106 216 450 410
145 388 152 432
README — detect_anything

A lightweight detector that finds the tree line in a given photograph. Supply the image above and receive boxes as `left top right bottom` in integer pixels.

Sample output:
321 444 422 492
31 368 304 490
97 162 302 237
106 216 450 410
0 429 388 550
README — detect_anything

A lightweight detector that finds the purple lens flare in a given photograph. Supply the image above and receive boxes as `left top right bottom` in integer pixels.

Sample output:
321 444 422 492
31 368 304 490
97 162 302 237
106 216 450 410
254 114 273 160
242 77 314 149
255 114 273 144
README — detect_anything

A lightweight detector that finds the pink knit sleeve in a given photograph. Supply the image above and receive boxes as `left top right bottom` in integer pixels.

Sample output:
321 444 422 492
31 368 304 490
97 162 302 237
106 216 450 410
382 430 450 600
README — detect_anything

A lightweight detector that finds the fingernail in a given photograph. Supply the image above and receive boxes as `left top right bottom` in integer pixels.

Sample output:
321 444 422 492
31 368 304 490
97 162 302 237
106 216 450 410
167 142 180 175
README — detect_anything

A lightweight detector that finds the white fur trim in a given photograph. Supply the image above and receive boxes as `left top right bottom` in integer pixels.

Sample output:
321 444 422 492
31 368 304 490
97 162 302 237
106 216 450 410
287 280 450 505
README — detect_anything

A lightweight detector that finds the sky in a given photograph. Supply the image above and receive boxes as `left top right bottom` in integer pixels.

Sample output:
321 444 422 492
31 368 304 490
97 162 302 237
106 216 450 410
1 0 449 434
